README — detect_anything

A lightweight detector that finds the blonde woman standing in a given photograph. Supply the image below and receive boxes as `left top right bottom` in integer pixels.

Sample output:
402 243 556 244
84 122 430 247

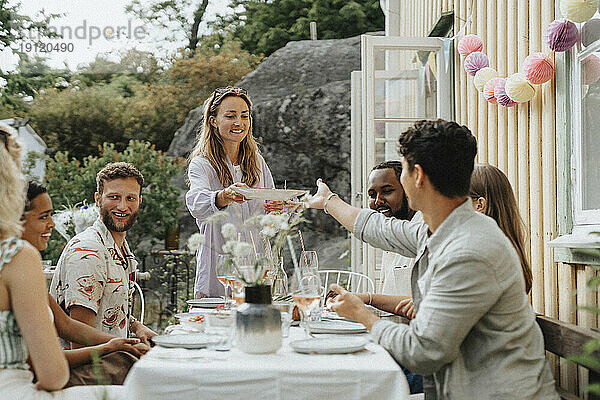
0 123 121 399
186 87 282 298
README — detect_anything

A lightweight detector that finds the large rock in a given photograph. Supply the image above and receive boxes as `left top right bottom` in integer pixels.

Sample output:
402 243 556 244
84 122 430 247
169 34 365 257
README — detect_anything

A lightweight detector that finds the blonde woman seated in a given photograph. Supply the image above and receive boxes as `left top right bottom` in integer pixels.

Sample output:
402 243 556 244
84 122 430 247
0 123 122 399
23 181 148 387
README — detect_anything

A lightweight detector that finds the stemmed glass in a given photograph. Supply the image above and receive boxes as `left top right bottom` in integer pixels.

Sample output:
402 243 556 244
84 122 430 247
291 256 322 337
216 254 235 308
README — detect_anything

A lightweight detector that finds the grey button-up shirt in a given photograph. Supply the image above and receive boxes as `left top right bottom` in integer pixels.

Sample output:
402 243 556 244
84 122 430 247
354 200 557 400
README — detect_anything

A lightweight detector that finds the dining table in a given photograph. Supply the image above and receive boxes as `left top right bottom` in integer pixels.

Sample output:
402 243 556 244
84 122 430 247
123 325 410 400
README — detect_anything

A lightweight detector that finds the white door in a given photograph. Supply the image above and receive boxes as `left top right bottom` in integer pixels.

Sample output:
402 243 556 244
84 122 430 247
351 35 453 285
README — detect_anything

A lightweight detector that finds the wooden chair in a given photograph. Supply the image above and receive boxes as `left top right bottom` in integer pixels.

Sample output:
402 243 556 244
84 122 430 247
536 314 600 400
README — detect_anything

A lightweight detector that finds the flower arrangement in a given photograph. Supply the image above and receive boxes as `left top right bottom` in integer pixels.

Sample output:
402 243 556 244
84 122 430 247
53 203 99 241
188 201 308 286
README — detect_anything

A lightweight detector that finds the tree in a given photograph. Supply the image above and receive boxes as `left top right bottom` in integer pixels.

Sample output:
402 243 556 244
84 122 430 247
43 140 185 262
0 0 60 51
216 0 384 56
126 0 210 53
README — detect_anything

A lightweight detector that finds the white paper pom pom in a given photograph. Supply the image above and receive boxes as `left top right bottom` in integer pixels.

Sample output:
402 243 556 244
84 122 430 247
474 67 499 92
560 0 597 23
505 73 537 103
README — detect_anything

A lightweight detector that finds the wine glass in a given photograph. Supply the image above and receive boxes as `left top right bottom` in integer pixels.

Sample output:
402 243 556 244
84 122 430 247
291 268 322 337
216 254 235 308
298 250 318 273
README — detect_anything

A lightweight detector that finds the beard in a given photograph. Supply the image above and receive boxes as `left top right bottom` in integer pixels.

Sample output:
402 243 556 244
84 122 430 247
100 205 139 233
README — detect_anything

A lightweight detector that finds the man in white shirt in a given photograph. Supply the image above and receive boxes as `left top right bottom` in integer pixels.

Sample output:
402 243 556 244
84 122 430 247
367 161 415 295
51 162 157 347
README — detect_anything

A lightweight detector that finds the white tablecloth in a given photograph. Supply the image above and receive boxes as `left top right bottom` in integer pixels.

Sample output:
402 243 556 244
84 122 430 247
124 327 410 400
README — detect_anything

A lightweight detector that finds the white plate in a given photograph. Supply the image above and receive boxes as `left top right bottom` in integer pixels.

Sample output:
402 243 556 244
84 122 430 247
152 333 214 349
231 187 308 201
290 337 368 354
186 298 225 308
307 320 367 334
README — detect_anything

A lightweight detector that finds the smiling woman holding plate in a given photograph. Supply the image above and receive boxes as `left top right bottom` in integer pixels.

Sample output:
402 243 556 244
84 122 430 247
186 87 283 298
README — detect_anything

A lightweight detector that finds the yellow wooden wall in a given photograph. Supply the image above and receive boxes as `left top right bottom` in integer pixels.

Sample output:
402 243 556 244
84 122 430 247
395 0 594 396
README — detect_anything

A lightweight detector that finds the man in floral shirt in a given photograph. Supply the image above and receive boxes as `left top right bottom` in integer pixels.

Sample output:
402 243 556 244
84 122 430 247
50 162 156 347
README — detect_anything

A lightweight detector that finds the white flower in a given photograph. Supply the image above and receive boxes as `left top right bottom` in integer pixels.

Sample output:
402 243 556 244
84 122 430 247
260 226 277 238
234 242 252 258
221 223 237 240
222 240 237 254
186 233 205 253
72 205 98 234
53 210 74 241
260 214 279 227
205 211 228 225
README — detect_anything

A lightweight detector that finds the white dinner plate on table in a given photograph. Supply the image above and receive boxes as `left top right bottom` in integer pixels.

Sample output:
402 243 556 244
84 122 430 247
152 333 213 349
186 298 225 308
308 320 368 334
290 337 368 354
231 187 308 201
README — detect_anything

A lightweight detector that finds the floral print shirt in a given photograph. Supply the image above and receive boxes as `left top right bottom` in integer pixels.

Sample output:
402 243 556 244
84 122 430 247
50 218 137 341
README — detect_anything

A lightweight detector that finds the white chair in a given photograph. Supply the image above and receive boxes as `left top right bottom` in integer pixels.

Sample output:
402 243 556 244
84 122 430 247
319 270 375 295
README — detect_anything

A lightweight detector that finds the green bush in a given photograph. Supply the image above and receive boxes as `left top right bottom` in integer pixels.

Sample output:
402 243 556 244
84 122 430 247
42 140 184 263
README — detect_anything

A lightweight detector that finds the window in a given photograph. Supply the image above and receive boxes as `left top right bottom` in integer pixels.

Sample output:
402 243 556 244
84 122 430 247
571 17 600 229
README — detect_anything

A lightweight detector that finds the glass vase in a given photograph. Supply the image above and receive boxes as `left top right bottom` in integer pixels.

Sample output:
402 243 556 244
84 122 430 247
236 285 282 354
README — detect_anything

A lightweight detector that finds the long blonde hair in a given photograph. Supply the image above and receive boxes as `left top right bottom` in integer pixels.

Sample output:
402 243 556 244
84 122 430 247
470 163 532 294
0 123 25 239
187 88 261 188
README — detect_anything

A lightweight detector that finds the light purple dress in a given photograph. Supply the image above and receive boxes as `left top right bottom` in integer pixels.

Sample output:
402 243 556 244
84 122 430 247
186 154 275 297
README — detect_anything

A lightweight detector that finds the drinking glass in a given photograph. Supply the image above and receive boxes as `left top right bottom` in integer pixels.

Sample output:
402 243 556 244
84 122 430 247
297 251 322 320
216 254 234 308
272 301 294 337
205 311 235 351
291 271 322 337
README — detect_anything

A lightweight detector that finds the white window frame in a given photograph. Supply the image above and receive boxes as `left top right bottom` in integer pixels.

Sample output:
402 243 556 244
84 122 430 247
351 34 453 282
570 39 600 231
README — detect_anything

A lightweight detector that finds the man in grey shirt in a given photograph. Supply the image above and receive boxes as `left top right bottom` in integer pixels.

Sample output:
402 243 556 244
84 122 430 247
309 119 557 399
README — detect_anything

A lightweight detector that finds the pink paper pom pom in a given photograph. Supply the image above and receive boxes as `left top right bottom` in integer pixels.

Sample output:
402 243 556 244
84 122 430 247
483 77 503 104
522 52 555 84
458 34 483 57
582 19 600 47
464 52 489 76
545 19 579 52
494 79 518 107
582 55 600 85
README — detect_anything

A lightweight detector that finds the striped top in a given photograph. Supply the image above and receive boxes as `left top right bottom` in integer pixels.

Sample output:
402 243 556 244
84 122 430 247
0 237 29 370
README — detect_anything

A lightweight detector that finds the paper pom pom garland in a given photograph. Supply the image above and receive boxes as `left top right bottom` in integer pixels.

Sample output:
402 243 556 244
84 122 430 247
483 77 503 104
457 34 483 57
464 52 489 76
545 19 580 52
494 79 518 107
581 19 600 47
559 0 597 23
474 67 499 91
505 73 536 103
582 55 600 85
456 4 599 107
522 53 555 84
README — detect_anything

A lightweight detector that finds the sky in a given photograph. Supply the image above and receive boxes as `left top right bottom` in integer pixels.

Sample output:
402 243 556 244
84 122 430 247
10 0 233 71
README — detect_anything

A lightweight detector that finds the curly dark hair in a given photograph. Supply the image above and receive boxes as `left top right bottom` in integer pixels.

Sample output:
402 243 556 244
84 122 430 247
372 160 402 183
25 181 47 212
96 162 144 195
397 119 477 197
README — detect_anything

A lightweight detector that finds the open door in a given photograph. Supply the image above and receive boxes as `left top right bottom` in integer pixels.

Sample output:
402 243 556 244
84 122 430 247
351 35 453 284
